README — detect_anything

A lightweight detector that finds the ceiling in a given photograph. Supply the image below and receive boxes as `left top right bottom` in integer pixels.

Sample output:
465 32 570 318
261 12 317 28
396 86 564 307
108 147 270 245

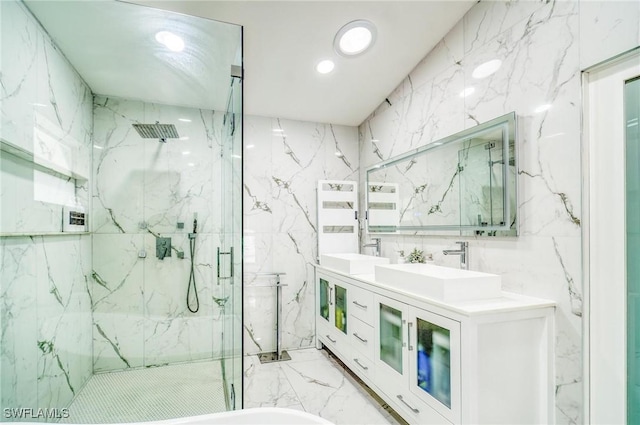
132 1 475 126
27 1 475 127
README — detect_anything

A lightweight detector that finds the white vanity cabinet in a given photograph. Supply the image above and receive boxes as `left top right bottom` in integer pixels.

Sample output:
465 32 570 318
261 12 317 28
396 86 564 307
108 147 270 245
315 266 555 425
374 294 461 424
316 272 351 359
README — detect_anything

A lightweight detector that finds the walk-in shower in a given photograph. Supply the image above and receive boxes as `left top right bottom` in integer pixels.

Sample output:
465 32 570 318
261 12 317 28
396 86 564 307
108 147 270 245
0 0 242 422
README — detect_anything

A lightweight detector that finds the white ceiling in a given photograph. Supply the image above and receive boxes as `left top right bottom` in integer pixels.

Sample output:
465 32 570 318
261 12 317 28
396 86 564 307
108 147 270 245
27 1 475 127
133 1 475 126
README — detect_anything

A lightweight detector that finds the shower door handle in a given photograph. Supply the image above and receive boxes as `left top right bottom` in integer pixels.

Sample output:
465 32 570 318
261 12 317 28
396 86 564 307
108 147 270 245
217 247 234 282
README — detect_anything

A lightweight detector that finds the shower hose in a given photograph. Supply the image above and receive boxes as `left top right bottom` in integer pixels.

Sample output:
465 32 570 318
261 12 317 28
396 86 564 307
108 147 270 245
187 218 199 313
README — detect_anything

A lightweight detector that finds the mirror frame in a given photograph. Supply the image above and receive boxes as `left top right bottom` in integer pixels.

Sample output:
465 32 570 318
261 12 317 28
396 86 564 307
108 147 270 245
365 112 518 237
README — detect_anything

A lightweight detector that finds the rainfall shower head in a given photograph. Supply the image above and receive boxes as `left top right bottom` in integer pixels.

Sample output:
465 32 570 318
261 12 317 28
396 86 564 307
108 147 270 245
132 122 179 143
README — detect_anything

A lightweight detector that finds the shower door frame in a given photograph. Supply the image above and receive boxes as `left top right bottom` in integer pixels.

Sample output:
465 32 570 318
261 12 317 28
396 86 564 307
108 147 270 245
583 48 640 424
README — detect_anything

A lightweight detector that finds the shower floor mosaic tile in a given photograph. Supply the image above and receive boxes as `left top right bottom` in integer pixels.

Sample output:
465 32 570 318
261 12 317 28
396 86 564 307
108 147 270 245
61 360 226 423
244 348 406 425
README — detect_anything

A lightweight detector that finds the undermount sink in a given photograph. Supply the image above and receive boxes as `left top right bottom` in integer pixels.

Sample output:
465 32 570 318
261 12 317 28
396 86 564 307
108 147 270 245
374 263 502 302
321 253 390 275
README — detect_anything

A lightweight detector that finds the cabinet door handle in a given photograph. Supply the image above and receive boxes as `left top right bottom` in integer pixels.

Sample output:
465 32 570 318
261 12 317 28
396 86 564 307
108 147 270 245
326 335 336 343
353 358 368 370
329 287 333 305
397 394 420 414
408 321 414 351
353 300 367 309
402 319 407 347
353 333 368 343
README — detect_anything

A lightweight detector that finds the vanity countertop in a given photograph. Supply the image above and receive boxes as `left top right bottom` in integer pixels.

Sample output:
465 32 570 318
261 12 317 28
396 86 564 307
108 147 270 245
314 263 556 317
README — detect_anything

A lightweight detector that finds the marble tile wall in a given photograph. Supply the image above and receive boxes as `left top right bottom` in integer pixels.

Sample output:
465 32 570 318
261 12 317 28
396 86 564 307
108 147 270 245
243 116 358 355
91 96 231 372
359 1 639 423
1 0 93 415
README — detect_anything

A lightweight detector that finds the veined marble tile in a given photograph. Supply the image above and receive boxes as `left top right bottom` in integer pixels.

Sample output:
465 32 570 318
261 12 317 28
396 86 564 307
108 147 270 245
273 232 317 351
281 358 391 424
142 105 223 235
92 97 145 234
243 355 300 408
244 283 277 355
409 24 464 94
91 234 145 371
143 315 214 366
579 0 640 69
0 237 39 409
34 236 92 411
0 0 38 153
463 0 548 54
462 1 581 238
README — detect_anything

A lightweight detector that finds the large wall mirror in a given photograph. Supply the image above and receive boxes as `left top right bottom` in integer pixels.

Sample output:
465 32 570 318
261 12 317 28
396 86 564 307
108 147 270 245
366 112 517 237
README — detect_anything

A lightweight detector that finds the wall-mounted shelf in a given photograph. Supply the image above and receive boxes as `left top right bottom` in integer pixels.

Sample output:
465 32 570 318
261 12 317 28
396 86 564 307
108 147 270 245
1 138 88 182
0 232 90 238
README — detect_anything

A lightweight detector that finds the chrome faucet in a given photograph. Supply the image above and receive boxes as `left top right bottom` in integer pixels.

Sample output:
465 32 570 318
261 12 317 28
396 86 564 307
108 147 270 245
443 241 469 270
362 238 381 256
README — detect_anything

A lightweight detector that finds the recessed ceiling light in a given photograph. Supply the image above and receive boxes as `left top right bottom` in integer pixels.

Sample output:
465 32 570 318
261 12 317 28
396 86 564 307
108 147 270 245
334 20 377 57
472 59 502 79
316 59 335 74
272 129 284 133
534 103 552 113
155 31 184 52
246 144 255 149
180 136 189 141
182 151 190 155
459 87 476 98
178 118 191 122
335 151 343 157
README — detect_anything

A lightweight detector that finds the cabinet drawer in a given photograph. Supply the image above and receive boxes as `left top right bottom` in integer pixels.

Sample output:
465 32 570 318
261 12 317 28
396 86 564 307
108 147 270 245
317 321 349 358
350 352 375 383
349 284 374 323
389 391 452 425
350 316 375 360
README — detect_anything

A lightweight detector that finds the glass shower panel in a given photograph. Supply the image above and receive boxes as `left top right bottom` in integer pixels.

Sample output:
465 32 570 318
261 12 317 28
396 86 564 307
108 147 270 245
220 69 243 410
0 0 243 421
626 76 640 425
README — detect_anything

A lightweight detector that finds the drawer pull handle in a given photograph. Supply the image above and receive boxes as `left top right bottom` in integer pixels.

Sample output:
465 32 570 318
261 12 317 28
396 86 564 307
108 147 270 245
352 300 368 309
397 394 420 414
353 358 368 370
353 333 368 343
326 335 336 343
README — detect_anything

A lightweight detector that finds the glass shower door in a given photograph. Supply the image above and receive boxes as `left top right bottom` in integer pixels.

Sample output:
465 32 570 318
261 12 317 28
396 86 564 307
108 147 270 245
626 76 640 425
220 70 243 410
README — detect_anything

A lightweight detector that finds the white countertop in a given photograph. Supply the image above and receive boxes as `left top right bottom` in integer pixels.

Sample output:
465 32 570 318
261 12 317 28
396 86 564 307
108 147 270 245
315 264 556 316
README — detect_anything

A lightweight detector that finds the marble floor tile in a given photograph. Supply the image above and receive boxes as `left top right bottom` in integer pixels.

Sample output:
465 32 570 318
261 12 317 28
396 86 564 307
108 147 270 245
243 355 300 408
244 348 404 425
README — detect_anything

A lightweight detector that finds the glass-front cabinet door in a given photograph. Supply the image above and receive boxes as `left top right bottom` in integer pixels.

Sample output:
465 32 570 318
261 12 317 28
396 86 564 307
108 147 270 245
334 283 348 334
319 277 331 323
408 307 461 423
317 275 349 334
374 295 410 389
